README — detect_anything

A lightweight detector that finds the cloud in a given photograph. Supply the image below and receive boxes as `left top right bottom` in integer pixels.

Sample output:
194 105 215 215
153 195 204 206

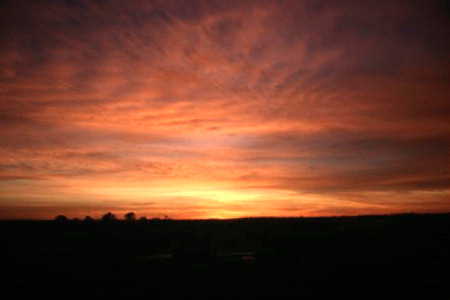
1 0 449 218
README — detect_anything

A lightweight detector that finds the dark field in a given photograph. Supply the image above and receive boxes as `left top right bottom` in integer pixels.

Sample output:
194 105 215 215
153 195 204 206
2 213 449 298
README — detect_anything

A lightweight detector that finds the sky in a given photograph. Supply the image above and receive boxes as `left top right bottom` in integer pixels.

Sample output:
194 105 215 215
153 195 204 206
1 0 449 219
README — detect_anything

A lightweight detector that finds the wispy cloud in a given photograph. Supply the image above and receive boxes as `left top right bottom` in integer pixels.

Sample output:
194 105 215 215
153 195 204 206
1 0 449 218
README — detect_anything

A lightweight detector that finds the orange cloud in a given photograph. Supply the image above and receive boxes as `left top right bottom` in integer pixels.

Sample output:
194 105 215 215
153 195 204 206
1 0 449 219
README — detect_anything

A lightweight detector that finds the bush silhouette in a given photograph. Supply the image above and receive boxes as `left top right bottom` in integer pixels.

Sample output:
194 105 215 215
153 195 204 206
124 212 136 222
83 216 95 223
101 212 117 222
54 215 68 223
138 216 148 223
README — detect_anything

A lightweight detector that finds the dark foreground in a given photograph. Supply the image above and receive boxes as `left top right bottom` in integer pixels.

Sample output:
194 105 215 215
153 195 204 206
2 213 449 298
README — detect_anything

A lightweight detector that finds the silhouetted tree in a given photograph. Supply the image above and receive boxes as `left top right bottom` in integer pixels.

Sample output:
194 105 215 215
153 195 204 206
83 216 95 223
101 212 116 222
138 216 148 223
54 215 68 223
124 212 136 222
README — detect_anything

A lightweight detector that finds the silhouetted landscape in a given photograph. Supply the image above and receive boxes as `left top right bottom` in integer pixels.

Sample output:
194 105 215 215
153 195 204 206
2 213 449 298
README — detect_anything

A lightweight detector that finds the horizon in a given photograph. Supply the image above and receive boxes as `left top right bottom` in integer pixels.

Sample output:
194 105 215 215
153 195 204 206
1 0 450 219
2 210 449 222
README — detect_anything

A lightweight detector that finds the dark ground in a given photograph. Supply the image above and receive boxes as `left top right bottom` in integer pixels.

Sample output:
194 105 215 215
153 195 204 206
2 213 449 298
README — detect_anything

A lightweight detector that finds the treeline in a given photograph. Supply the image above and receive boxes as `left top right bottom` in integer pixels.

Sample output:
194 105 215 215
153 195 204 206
54 212 169 223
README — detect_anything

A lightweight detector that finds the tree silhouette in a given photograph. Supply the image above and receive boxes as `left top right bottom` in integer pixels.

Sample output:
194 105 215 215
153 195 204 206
138 216 148 223
83 216 95 223
101 212 116 222
54 215 68 223
124 212 136 222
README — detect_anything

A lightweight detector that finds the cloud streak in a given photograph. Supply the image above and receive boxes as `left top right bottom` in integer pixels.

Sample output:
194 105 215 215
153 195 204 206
1 0 449 219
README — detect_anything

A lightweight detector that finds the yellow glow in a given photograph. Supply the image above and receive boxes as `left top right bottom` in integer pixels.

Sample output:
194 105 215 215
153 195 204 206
164 188 263 203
